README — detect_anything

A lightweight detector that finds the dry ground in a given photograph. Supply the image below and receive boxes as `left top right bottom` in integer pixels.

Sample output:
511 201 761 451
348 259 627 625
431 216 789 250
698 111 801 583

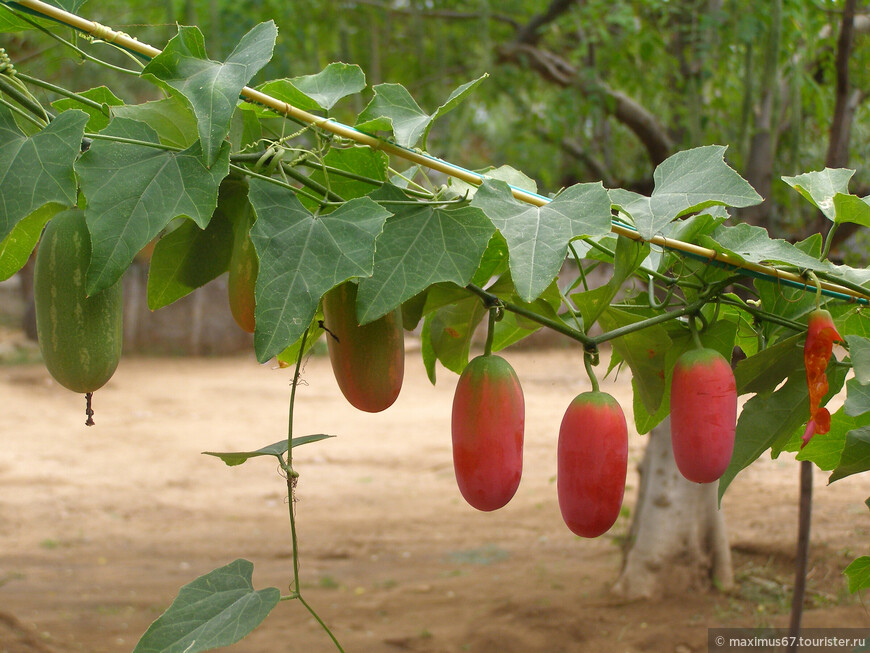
0 332 868 653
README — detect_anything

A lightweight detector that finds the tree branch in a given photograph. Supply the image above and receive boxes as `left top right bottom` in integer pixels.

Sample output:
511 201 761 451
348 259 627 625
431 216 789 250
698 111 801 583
497 43 674 166
512 0 579 47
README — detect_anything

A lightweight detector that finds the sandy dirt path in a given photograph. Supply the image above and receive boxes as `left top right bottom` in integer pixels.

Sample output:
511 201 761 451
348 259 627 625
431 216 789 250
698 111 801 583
1 344 868 652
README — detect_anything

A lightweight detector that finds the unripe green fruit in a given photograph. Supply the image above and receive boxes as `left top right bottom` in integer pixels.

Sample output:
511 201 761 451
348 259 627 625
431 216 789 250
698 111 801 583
34 209 123 393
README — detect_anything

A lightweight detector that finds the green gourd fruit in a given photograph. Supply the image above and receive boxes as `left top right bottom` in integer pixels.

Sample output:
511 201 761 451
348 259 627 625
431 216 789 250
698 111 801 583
34 209 123 395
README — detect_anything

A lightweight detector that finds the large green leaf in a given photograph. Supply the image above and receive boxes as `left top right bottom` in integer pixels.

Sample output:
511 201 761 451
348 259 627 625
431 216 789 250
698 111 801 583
76 118 230 294
844 556 870 593
829 426 870 483
471 179 612 302
248 181 389 362
598 306 670 417
356 185 494 323
0 202 62 281
571 235 649 328
0 107 87 242
733 333 803 395
847 334 870 385
146 177 249 309
254 63 366 112
355 76 486 149
302 146 389 209
781 168 854 221
142 22 277 167
113 95 198 149
699 222 833 272
718 362 848 502
424 295 488 375
51 86 122 132
133 559 279 653
791 407 870 470
832 193 870 227
609 145 761 240
420 74 487 150
845 378 870 417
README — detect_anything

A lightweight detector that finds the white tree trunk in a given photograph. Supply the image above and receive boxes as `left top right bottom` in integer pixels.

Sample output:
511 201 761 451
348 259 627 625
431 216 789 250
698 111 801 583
612 417 734 599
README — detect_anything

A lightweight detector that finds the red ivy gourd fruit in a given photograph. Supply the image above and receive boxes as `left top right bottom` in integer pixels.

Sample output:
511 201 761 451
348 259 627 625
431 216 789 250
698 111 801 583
322 281 404 413
802 308 843 448
670 348 736 484
451 354 524 512
557 391 628 537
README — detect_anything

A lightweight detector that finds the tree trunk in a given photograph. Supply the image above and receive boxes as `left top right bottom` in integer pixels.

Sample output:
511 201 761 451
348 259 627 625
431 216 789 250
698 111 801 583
612 417 733 599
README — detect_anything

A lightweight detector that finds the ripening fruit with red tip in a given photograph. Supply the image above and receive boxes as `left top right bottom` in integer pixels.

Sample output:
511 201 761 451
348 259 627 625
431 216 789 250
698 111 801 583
669 348 737 484
557 391 628 538
322 281 404 413
451 355 524 511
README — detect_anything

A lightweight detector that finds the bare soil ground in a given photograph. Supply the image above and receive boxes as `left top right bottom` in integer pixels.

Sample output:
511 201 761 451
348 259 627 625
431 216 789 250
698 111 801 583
1 330 868 653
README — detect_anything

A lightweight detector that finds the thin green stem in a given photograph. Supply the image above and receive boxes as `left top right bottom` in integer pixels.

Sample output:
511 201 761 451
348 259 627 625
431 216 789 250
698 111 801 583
85 131 179 150
4 7 141 76
280 162 345 203
591 300 704 346
15 72 107 115
717 296 805 332
285 327 308 590
584 352 600 393
0 73 50 122
483 308 497 356
465 283 595 347
298 595 346 653
821 222 839 260
229 163 325 206
812 270 870 302
281 328 343 651
0 94 44 128
688 314 704 349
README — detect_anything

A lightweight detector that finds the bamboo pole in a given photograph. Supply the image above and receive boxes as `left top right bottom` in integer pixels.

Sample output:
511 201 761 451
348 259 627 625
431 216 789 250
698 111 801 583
5 0 870 304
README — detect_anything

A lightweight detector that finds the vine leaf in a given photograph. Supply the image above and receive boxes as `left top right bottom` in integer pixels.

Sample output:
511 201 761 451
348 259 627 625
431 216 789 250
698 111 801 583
733 333 803 394
830 426 870 483
132 559 279 653
356 185 494 323
76 118 230 295
423 295 488 375
847 334 870 385
355 75 486 149
610 145 762 240
142 22 277 167
0 107 87 242
0 203 63 281
51 85 122 132
718 362 848 503
300 146 389 210
790 407 870 471
146 177 250 310
699 222 833 272
471 179 612 302
248 181 389 362
448 164 538 199
781 167 854 221
844 556 870 593
203 435 335 466
113 95 198 149
254 62 366 112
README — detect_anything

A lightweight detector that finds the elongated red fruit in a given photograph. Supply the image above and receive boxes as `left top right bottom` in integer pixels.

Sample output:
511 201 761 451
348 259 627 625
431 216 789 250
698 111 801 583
451 354 524 512
322 281 404 413
670 348 736 484
557 391 628 538
227 229 257 333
